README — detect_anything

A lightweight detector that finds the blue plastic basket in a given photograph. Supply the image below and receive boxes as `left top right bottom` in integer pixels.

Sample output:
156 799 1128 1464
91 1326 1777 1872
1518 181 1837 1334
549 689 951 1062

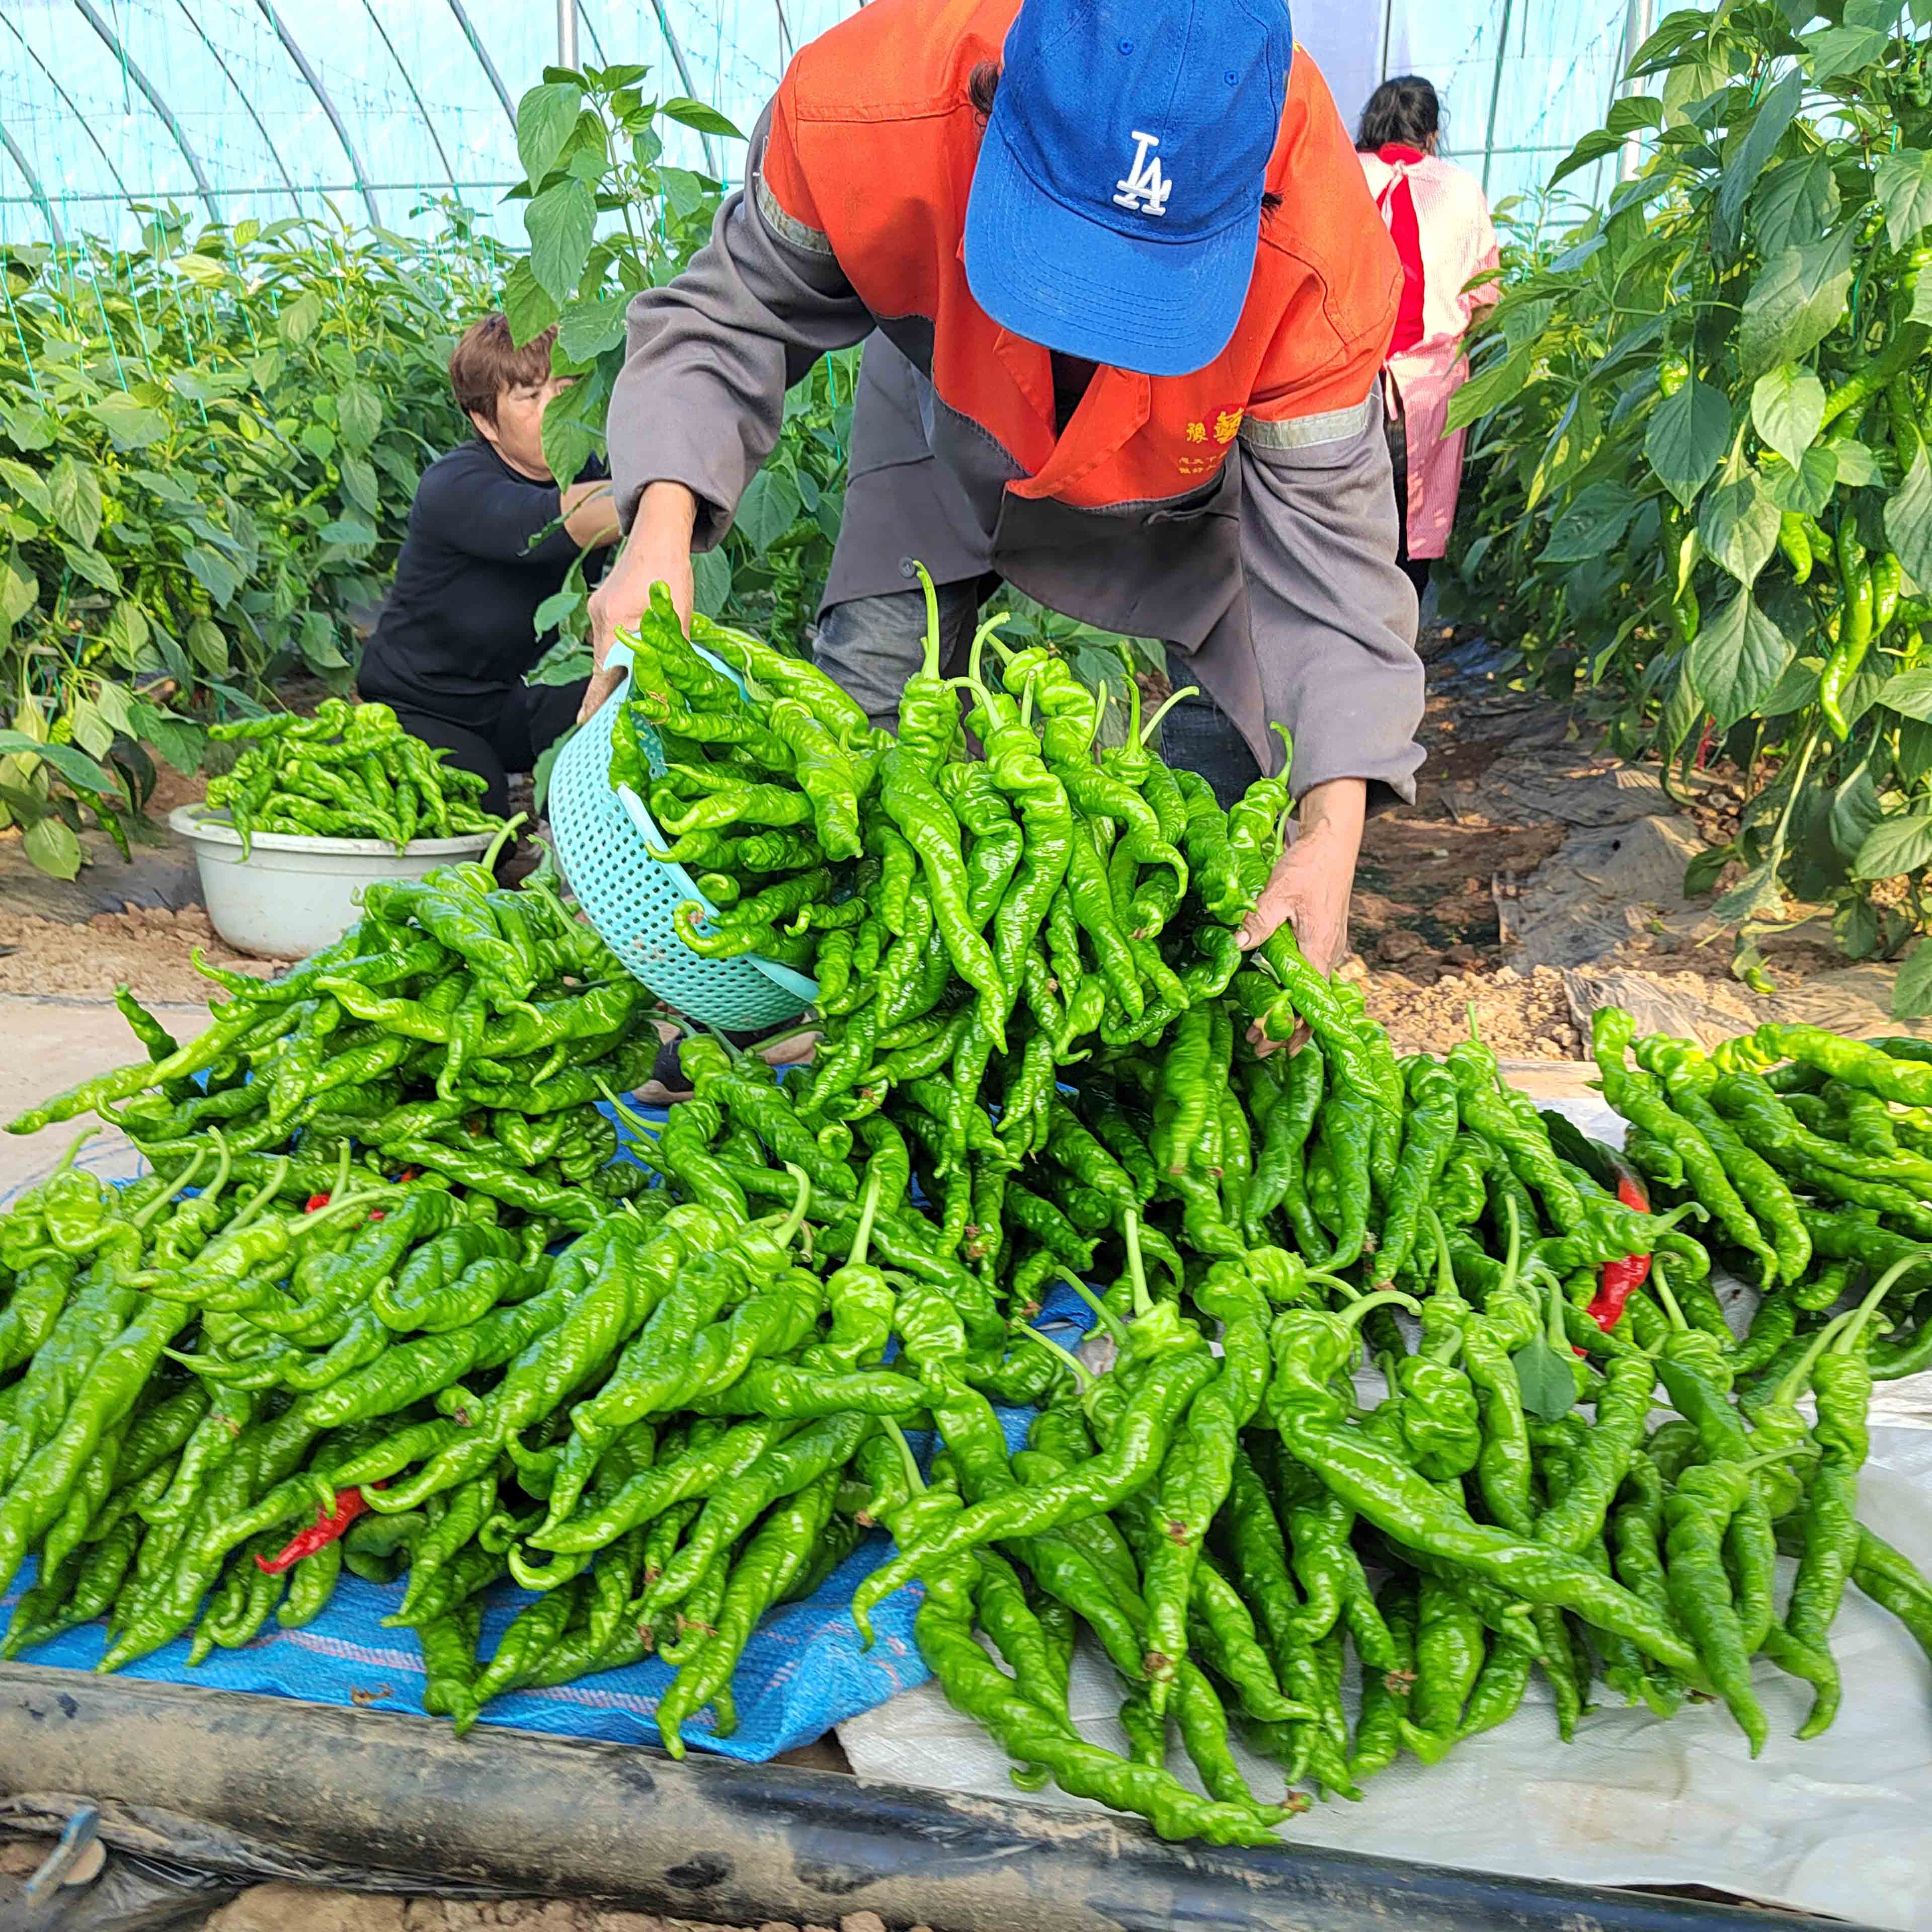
548 639 820 1030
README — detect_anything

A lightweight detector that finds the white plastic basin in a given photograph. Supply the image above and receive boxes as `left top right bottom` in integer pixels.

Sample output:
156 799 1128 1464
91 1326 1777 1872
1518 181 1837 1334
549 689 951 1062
170 804 494 959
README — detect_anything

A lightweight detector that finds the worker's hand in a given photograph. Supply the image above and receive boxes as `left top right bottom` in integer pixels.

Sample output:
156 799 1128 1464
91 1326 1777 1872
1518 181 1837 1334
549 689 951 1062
1238 776 1367 1055
579 482 699 725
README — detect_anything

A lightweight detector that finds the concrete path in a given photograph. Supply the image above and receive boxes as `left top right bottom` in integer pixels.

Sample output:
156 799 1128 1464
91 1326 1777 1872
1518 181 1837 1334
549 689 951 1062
0 996 215 1202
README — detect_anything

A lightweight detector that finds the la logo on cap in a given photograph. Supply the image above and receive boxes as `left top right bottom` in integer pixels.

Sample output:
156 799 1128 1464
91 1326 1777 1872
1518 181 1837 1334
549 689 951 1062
1113 132 1172 217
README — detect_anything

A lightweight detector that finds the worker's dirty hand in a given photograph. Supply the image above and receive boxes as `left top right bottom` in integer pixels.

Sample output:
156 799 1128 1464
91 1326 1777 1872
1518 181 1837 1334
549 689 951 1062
579 485 699 726
1238 776 1365 1055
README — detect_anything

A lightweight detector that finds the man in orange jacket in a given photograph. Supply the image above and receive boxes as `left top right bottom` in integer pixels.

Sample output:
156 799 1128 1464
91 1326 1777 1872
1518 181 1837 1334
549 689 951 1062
586 0 1422 977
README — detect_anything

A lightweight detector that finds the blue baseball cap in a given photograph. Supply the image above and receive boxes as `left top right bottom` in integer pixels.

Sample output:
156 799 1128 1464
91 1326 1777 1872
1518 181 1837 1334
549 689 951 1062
964 0 1294 380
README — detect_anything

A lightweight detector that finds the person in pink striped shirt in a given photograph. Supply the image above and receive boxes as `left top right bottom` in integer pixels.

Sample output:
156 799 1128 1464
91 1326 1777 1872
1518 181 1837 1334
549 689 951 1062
1356 78 1501 596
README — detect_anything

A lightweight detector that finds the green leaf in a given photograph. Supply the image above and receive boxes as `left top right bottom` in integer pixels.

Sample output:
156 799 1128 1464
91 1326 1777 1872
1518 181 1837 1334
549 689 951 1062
1760 652 1822 716
48 454 102 548
1512 1340 1576 1424
1645 374 1730 506
527 178 598 305
88 392 169 452
659 166 709 222
186 616 228 676
0 728 120 796
1540 478 1641 563
734 468 800 554
1753 152 1839 257
133 703 203 776
1805 23 1888 79
693 546 732 618
317 516 377 548
1712 859 1786 923
1750 363 1825 471
1875 148 1932 251
532 587 584 634
298 610 347 671
1716 70 1803 254
1 551 37 625
1445 343 1532 431
1876 666 1932 720
1855 808 1932 879
65 698 112 760
300 422 337 461
337 383 381 455
1549 128 1624 188
1698 467 1782 585
554 293 629 364
1885 442 1932 594
1689 588 1791 729
517 80 583 185
0 455 52 519
1762 443 1837 516
279 288 324 345
539 382 602 490
1832 438 1879 487
1738 227 1857 379
1607 95 1665 136
183 544 240 607
1683 843 1737 896
1830 760 1887 863
61 542 120 596
660 98 745 140
338 454 380 517
502 259 561 349
1892 943 1932 1018
22 815 82 881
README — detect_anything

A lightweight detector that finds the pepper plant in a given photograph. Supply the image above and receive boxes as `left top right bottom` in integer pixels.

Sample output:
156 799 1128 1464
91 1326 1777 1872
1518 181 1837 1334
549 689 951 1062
0 213 484 877
1446 1 1932 1008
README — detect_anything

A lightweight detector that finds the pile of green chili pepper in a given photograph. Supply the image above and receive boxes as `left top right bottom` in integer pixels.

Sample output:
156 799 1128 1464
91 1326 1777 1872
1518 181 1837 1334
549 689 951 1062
205 698 503 855
2 578 1931 1843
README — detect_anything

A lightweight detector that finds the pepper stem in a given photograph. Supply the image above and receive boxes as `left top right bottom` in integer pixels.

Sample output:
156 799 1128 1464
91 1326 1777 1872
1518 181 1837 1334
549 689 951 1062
1338 1288 1424 1329
1465 1002 1483 1044
224 1160 289 1233
1499 1192 1522 1304
1271 720 1295 791
132 1145 210 1231
1062 1274 1131 1349
770 1164 813 1249
1122 665 1144 748
1017 1323 1094 1391
595 1077 663 1154
1426 1205 1458 1298
1830 1255 1913 1353
910 560 942 681
882 1415 926 1495
968 613 1012 692
482 811 527 870
1122 1208 1153 1321
1019 682 1035 729
201 1128 233 1210
1649 1257 1688 1333
52 1127 97 1176
849 1167 882 1271
1770 1310 1857 1410
1138 686 1197 746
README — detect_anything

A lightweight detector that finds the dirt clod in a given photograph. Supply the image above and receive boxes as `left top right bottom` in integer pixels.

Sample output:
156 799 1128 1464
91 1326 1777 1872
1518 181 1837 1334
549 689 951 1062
1359 962 1580 1061
0 903 287 1004
205 1886 407 1932
839 1913 888 1932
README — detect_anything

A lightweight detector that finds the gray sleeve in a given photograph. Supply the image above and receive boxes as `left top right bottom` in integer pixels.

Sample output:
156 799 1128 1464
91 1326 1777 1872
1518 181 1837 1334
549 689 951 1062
605 103 874 548
1237 388 1424 811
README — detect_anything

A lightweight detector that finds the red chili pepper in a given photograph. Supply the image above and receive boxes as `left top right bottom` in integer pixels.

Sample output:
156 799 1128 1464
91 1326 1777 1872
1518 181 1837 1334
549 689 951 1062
1586 1165 1652 1333
1694 718 1717 770
303 1192 332 1213
255 1483 380 1574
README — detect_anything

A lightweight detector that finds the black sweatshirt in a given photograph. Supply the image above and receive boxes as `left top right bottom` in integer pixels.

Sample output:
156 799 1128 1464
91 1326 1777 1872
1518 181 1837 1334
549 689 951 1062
360 441 606 726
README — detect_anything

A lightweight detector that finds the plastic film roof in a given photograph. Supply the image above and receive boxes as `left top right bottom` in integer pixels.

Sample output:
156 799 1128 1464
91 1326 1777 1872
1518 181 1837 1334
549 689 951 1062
0 1 1670 250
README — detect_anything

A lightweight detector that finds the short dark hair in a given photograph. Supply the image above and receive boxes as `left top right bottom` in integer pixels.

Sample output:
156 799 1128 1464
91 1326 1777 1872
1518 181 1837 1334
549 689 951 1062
966 60 1282 217
449 312 556 425
1356 76 1440 153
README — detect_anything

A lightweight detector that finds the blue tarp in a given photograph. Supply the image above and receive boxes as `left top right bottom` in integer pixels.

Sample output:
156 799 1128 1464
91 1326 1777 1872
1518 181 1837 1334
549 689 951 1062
0 1116 1097 1759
